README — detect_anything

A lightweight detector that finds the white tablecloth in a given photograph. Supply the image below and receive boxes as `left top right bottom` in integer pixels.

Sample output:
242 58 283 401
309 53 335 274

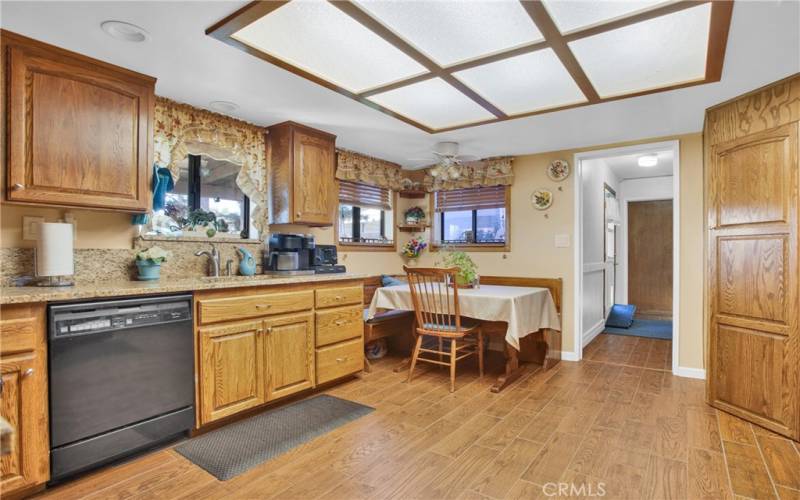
367 284 561 350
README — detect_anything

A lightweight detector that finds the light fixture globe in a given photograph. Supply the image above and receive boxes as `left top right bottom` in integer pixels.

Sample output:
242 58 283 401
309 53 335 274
638 155 658 167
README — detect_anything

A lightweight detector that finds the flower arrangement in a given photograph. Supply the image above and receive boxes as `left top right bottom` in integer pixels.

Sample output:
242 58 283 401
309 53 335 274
400 237 427 259
136 246 170 263
436 248 478 286
404 206 426 225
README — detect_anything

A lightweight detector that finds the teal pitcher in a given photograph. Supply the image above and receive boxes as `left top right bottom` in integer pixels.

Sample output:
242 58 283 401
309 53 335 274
237 247 256 276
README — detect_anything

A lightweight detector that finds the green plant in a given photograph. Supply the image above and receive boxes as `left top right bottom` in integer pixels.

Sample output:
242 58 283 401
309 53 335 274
136 246 170 264
436 248 478 286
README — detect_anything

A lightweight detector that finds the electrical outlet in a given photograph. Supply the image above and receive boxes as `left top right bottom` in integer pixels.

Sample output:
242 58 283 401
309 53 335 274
22 216 45 240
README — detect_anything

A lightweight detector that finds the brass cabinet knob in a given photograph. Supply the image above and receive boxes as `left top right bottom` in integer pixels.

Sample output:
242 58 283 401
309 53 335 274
12 183 24 191
23 368 34 377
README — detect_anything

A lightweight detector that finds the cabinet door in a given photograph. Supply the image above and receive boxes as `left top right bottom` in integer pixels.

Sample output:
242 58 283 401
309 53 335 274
292 130 335 225
707 122 799 439
1 354 48 493
264 312 315 401
5 36 153 211
198 321 264 425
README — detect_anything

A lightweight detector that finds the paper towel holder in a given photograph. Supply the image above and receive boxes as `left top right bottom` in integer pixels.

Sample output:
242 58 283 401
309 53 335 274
34 222 76 287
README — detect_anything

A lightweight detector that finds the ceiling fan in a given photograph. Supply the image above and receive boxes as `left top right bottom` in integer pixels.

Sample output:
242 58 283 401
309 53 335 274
410 142 477 179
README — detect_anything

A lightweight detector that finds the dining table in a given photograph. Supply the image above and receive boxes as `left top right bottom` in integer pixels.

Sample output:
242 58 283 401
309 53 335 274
366 283 562 392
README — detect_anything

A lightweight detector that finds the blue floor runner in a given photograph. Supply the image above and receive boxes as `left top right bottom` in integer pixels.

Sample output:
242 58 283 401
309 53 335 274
604 319 672 340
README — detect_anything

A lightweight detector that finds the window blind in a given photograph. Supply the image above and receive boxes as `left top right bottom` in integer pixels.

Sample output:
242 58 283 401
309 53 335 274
338 181 391 210
434 186 507 212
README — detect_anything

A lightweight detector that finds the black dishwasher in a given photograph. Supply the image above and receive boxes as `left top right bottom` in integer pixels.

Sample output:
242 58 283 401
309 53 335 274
48 295 195 481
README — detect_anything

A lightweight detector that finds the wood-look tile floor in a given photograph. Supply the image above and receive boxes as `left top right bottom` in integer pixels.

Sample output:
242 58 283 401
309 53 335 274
38 347 799 500
584 332 672 371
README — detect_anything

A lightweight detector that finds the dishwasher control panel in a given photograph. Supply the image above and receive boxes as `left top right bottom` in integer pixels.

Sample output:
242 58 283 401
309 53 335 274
50 296 192 339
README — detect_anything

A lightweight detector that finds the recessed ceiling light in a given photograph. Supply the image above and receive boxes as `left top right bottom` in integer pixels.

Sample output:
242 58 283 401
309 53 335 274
208 101 239 114
638 155 658 167
101 21 150 43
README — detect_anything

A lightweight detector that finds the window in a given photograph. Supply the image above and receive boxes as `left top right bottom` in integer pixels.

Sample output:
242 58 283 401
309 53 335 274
337 181 394 247
433 186 509 248
161 155 254 238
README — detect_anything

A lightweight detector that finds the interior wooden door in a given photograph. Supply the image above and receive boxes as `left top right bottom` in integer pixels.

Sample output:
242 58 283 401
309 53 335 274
264 312 315 401
292 129 335 225
706 76 800 440
198 321 264 425
628 200 673 318
3 32 153 211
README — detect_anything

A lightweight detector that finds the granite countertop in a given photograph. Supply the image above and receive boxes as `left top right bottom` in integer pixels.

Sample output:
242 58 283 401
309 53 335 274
0 273 372 305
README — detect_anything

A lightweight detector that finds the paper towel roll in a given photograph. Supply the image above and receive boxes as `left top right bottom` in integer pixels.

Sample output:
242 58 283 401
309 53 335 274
36 222 74 277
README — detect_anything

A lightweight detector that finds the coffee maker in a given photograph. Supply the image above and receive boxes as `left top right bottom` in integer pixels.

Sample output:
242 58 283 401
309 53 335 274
264 233 315 274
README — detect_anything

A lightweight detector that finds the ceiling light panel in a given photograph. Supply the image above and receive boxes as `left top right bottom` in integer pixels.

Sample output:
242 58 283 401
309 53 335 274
231 1 427 93
368 78 495 130
542 0 676 34
355 0 543 67
454 49 587 115
568 2 711 98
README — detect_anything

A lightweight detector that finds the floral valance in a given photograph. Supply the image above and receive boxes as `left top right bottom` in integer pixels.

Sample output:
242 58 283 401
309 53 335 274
422 157 514 191
335 149 407 191
153 97 269 233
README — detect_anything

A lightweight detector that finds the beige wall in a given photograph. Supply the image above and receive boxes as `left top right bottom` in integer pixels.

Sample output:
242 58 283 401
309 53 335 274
0 133 705 370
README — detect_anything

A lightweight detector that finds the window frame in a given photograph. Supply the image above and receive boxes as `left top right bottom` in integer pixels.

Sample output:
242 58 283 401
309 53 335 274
335 185 397 252
179 154 251 238
430 186 511 252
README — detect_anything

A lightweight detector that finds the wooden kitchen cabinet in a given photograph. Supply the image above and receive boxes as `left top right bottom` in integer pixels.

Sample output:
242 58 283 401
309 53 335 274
267 121 336 226
198 321 265 424
263 312 315 401
1 30 155 212
0 303 49 497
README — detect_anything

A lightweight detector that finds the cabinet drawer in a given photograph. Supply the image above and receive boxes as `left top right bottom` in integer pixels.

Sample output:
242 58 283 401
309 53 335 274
316 305 363 347
198 290 314 325
0 316 37 355
315 286 363 309
316 338 363 384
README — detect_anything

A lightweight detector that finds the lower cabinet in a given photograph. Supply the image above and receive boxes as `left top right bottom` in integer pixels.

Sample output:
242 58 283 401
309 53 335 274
0 304 49 496
264 312 315 401
198 321 265 424
195 282 364 428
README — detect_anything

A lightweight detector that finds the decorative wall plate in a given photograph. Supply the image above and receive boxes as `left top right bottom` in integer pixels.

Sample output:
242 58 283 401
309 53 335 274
531 189 553 210
547 159 570 181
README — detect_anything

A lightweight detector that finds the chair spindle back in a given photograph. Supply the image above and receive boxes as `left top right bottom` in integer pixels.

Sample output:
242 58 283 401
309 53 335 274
403 266 461 332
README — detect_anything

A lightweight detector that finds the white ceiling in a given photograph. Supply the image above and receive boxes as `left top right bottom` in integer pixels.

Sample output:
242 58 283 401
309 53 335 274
604 150 674 180
1 1 798 168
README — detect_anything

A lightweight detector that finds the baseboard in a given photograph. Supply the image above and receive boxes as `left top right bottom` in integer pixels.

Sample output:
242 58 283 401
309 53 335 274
561 351 580 362
582 319 605 348
674 366 706 379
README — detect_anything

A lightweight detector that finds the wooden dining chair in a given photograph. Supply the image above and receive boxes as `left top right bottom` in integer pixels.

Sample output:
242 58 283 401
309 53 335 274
403 266 483 392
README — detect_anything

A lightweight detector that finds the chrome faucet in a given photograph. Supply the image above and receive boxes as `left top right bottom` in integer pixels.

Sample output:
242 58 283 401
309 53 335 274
195 244 220 277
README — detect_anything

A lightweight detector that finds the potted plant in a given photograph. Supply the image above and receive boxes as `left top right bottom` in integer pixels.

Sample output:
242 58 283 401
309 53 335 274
135 246 170 281
400 237 427 266
437 248 478 287
404 206 426 226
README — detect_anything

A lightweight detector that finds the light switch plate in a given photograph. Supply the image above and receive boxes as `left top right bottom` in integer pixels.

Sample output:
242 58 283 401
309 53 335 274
554 234 570 248
22 216 45 240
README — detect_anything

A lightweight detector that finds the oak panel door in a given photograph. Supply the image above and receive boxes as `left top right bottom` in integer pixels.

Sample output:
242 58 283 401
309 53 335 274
0 354 48 492
628 200 673 318
707 122 799 440
292 129 335 225
198 321 264 425
264 312 315 401
4 35 153 211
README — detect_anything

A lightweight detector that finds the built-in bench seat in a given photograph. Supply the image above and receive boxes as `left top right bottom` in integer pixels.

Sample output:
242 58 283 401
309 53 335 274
362 275 415 372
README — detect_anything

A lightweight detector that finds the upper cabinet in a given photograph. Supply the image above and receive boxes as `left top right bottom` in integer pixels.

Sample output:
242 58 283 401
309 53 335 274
268 121 336 226
1 30 155 212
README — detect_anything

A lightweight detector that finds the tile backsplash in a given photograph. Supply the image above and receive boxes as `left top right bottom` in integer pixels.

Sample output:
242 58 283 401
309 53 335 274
0 238 264 286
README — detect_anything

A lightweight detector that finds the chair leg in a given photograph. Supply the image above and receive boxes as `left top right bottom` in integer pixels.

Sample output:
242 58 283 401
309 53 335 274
450 338 457 393
477 329 484 378
363 356 372 374
438 337 443 367
407 335 423 383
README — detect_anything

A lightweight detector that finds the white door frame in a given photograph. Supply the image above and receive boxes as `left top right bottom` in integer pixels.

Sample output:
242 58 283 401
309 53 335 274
571 140 681 375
